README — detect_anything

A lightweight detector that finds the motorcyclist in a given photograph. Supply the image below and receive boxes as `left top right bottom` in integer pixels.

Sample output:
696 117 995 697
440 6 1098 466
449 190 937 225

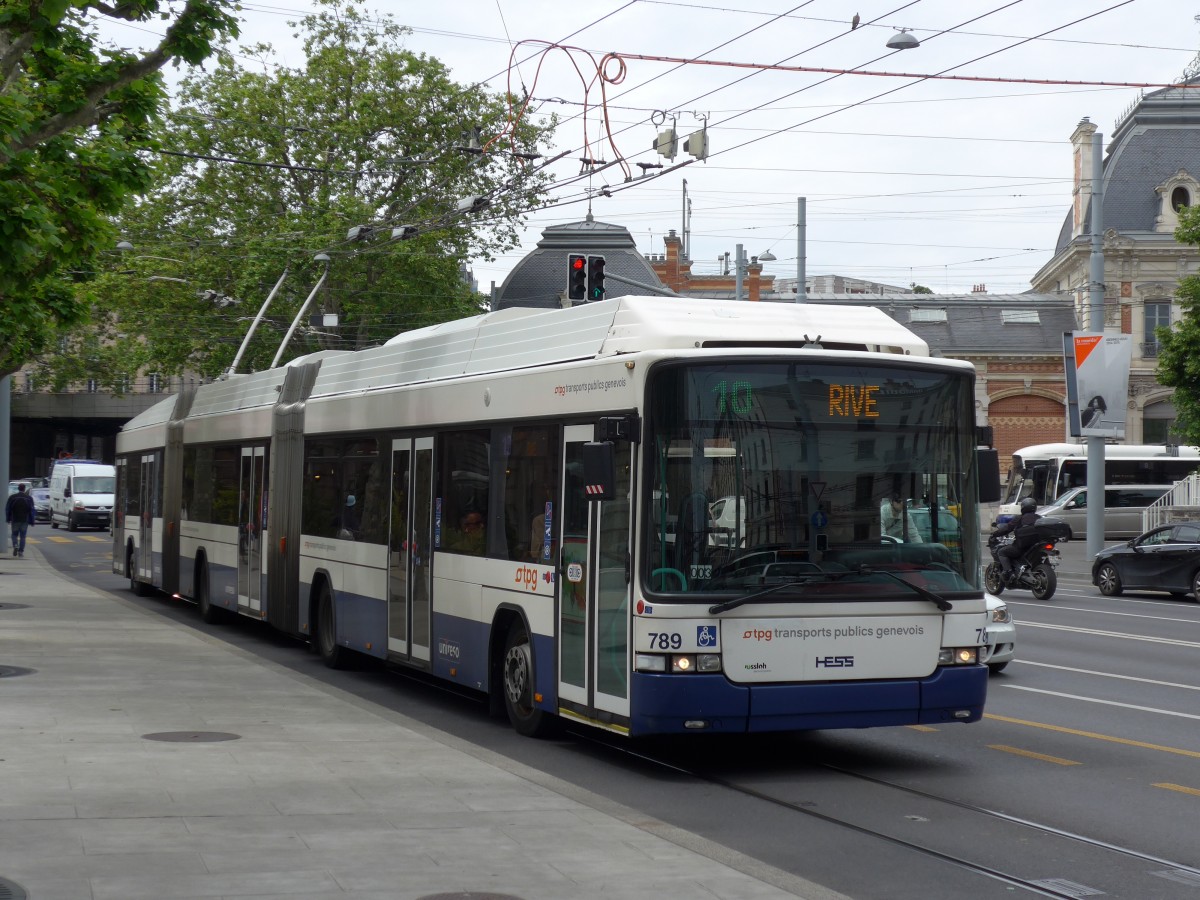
991 497 1041 584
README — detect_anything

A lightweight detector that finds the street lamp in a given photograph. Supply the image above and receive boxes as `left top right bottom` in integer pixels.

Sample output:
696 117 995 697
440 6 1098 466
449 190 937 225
758 250 777 262
885 28 919 50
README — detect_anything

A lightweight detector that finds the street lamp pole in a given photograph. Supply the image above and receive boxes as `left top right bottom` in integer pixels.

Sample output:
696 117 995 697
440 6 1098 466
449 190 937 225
797 196 807 302
0 375 9 555
735 243 744 302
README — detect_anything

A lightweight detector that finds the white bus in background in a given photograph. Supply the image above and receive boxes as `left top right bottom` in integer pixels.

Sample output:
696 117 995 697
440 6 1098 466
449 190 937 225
996 442 1200 524
114 295 999 738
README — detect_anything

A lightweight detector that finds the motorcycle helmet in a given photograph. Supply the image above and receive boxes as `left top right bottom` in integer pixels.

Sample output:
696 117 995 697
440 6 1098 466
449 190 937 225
1020 497 1038 514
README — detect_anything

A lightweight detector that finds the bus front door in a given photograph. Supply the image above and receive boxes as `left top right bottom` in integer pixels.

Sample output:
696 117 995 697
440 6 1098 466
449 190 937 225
237 446 265 613
387 436 433 665
557 425 632 728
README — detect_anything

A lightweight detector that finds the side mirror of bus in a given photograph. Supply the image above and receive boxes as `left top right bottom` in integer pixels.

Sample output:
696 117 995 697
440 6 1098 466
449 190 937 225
582 441 616 502
976 449 1001 503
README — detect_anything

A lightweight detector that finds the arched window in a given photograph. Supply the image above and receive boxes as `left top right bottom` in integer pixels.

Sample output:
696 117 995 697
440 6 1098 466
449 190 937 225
1172 185 1191 212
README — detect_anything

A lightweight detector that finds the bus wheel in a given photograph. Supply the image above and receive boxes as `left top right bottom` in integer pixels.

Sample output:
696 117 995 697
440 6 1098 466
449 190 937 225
316 583 349 670
502 622 556 738
127 547 148 597
197 564 222 624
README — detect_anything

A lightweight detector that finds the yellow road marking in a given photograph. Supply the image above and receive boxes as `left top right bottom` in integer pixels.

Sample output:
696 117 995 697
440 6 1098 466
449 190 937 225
989 744 1080 766
907 725 939 733
79 535 108 542
1155 783 1200 797
986 713 1200 759
46 536 74 544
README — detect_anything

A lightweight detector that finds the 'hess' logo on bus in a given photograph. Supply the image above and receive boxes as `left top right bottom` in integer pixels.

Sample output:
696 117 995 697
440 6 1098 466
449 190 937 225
815 655 855 668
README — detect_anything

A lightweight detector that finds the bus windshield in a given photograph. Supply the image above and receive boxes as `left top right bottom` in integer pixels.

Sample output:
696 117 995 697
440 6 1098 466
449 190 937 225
645 360 982 599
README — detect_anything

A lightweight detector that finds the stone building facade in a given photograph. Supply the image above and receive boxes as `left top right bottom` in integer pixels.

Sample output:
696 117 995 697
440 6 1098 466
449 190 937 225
1032 80 1200 444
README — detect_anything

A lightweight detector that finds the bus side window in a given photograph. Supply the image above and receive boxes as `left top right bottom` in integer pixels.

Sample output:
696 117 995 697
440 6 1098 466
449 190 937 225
438 429 491 556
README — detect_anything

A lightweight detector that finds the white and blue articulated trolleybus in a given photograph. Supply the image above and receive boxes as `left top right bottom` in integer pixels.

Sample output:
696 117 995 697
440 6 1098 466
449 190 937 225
115 296 1000 737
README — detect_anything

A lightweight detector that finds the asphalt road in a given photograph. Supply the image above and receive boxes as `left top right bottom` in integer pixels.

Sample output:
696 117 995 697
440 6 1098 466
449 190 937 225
30 530 1200 900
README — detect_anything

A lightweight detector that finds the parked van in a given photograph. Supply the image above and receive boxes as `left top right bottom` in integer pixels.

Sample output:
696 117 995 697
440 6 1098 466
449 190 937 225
49 462 116 531
1036 484 1171 540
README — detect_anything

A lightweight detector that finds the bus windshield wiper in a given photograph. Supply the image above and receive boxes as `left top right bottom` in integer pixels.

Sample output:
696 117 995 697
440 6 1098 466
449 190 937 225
860 567 952 611
708 572 854 614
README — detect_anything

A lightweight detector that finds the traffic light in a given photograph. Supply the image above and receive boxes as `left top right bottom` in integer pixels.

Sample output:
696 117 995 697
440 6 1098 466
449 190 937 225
587 255 606 302
567 254 586 300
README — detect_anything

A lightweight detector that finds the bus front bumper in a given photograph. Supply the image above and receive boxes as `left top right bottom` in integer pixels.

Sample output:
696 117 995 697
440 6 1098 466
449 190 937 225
628 665 987 736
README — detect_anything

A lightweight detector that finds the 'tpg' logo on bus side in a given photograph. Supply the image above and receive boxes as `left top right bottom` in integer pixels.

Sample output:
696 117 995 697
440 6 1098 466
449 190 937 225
815 656 855 668
514 566 540 591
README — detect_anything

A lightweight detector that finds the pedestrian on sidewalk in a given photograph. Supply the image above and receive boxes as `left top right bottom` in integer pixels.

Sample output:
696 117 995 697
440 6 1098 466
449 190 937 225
5 483 36 557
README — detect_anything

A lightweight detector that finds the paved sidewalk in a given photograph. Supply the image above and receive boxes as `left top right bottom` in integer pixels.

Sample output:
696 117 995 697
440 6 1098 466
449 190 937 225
0 550 843 900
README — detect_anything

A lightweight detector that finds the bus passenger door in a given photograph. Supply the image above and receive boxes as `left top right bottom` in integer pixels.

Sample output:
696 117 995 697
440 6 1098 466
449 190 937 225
137 452 158 583
238 446 266 612
387 436 433 665
557 426 632 724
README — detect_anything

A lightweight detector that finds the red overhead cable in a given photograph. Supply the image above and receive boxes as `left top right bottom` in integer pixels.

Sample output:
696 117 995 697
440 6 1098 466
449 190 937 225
603 52 1200 91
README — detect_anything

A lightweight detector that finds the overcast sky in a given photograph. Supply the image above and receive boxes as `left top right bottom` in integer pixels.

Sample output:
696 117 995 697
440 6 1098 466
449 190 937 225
111 1 1200 296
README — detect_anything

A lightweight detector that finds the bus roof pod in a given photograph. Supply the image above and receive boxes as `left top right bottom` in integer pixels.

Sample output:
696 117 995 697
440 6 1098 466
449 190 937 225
123 296 936 432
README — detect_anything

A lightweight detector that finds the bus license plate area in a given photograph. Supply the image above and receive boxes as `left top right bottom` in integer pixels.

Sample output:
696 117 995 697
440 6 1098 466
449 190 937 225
722 616 941 683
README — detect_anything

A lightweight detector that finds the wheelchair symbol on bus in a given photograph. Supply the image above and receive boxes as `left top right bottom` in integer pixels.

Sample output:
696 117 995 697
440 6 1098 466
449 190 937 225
697 625 716 647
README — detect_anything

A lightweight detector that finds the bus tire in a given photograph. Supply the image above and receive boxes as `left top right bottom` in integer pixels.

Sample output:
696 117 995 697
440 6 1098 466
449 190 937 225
197 562 223 624
502 621 556 738
127 546 148 597
316 582 350 670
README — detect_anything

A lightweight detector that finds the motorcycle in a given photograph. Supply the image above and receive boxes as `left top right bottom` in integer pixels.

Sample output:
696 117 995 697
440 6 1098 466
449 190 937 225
984 517 1071 601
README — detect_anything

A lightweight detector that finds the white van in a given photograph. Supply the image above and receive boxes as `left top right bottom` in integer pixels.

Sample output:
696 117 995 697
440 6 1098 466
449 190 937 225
49 462 116 531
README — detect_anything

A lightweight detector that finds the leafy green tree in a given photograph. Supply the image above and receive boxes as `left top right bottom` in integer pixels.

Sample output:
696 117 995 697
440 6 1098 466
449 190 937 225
910 283 933 294
0 0 239 379
43 0 553 387
1156 204 1200 444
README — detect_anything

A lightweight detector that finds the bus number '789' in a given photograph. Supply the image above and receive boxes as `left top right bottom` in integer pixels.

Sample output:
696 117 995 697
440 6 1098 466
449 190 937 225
648 632 683 650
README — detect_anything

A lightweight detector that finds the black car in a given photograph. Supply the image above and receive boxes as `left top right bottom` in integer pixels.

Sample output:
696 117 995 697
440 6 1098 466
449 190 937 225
1092 521 1200 598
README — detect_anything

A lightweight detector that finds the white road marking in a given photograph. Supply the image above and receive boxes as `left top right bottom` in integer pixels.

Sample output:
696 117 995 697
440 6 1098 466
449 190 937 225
1000 685 1200 720
1014 660 1200 692
1015 620 1200 648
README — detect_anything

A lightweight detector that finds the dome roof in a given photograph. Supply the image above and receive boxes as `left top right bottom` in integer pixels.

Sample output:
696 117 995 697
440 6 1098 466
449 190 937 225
493 217 667 310
1057 79 1200 254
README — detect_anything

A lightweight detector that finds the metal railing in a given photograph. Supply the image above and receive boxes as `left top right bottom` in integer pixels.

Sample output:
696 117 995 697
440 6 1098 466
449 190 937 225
1143 473 1200 532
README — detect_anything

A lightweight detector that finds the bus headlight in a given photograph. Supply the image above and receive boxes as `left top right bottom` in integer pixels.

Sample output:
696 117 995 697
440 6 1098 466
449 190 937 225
938 647 978 665
634 653 722 674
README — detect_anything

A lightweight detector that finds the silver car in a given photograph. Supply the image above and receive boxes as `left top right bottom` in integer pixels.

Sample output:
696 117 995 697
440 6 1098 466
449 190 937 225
982 595 1016 674
1036 484 1170 540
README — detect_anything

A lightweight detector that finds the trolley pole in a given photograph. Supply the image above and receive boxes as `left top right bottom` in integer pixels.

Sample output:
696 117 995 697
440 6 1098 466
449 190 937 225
1086 131 1106 561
